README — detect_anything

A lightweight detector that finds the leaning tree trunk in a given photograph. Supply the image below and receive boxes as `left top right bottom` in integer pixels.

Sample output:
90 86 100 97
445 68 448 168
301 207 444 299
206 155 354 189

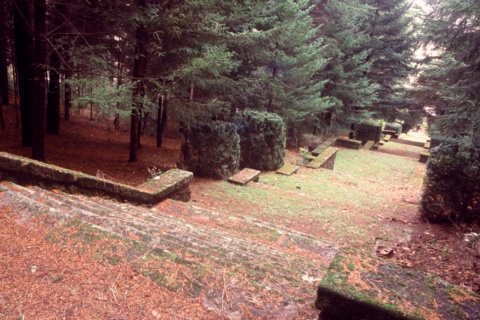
13 0 34 147
31 0 46 161
128 0 148 162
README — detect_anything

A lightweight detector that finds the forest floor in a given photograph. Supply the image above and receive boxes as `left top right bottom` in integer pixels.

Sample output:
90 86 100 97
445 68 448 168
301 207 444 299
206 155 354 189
0 105 479 319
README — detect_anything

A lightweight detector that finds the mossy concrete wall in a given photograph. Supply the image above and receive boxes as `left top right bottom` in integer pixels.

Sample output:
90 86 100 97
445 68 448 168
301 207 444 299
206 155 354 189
0 152 192 204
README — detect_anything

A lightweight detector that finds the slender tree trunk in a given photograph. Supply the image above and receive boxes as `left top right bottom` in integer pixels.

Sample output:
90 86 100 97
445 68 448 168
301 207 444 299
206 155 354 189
156 94 168 147
0 95 5 130
11 49 19 128
31 0 46 161
0 2 9 107
14 0 34 147
129 0 148 162
64 51 73 121
46 50 60 135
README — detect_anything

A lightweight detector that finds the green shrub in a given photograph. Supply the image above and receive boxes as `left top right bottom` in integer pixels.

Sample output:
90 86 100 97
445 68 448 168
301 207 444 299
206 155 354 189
384 122 402 136
182 121 240 179
420 138 480 223
233 110 286 171
355 121 383 143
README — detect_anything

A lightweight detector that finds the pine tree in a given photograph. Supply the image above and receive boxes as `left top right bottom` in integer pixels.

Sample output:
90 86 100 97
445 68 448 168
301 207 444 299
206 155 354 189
361 0 418 120
418 0 480 137
312 0 379 131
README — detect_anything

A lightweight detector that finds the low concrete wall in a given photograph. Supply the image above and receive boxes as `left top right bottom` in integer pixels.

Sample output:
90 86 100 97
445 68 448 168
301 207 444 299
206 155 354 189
336 138 362 149
0 152 193 204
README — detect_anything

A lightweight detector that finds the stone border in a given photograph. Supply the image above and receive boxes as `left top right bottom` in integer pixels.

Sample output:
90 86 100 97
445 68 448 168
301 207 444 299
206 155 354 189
315 251 480 319
0 152 193 204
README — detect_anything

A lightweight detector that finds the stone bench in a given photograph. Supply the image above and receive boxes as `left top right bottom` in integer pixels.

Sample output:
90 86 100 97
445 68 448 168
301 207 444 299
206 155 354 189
362 140 375 150
0 152 193 204
276 164 300 176
335 138 362 150
307 147 338 170
384 134 392 142
424 141 431 149
315 251 480 319
228 168 261 186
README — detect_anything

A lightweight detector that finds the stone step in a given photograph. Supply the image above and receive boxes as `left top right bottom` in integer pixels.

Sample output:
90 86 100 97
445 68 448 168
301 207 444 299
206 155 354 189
1 182 331 318
155 199 338 262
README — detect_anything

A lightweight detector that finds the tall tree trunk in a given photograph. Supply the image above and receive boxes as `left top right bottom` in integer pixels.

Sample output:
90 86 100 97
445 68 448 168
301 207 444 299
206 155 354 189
0 94 5 130
64 51 73 121
129 0 148 163
156 94 168 147
0 1 9 107
13 0 34 147
46 50 60 135
31 0 46 161
11 48 19 128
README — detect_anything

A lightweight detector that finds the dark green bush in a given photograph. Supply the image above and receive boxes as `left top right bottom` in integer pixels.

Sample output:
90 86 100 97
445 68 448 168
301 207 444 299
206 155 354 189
355 121 383 143
420 138 480 223
233 110 286 171
182 121 240 179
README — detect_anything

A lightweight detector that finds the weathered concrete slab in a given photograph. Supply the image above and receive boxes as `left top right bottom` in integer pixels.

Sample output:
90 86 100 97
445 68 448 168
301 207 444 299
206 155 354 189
382 129 398 138
307 147 338 170
276 164 300 176
424 141 431 149
315 251 480 320
228 168 261 186
336 138 362 150
312 136 338 156
0 151 193 204
384 134 392 142
419 151 430 163
362 140 375 150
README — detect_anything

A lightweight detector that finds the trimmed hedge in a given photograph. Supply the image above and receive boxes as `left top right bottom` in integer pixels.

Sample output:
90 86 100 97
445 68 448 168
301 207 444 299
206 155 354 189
355 122 383 143
233 110 286 171
420 137 480 223
182 121 240 179
384 122 402 136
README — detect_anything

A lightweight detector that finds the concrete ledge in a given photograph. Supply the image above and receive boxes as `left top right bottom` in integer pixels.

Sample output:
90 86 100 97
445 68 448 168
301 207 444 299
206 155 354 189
312 136 338 156
0 152 193 204
336 138 362 150
228 168 261 186
315 251 480 320
362 140 375 150
419 151 430 163
276 164 300 176
307 147 338 170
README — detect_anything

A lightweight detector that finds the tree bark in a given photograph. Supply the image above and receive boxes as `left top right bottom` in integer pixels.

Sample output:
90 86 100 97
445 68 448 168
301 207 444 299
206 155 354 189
0 1 9 108
31 0 46 161
46 50 60 135
13 0 34 147
64 51 73 121
156 94 168 147
128 0 148 162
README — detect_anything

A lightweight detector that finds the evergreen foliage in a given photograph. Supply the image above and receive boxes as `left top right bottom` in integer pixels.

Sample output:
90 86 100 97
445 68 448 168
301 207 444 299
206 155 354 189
421 138 480 223
182 121 240 179
233 110 286 171
418 0 480 137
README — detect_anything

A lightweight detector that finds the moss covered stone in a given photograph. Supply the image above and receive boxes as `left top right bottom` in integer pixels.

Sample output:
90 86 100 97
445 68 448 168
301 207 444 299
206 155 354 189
233 110 286 171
